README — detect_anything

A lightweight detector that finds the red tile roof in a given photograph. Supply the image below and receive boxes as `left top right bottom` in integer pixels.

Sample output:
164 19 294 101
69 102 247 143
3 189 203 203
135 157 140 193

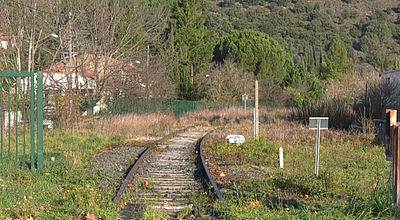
43 54 136 79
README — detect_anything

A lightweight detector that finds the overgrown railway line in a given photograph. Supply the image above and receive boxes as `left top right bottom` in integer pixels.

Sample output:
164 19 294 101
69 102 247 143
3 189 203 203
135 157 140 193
113 127 221 219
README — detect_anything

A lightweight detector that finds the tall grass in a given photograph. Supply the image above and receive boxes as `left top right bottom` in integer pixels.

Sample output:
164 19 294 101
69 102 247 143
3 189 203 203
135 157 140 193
291 98 357 130
353 77 400 119
196 106 395 219
83 113 177 140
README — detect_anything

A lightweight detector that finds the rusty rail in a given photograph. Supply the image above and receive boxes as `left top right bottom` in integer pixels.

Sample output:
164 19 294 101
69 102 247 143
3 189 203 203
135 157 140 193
199 132 223 200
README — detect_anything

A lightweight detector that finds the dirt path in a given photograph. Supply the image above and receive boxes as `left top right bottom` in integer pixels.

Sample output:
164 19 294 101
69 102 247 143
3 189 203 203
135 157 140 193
120 127 210 218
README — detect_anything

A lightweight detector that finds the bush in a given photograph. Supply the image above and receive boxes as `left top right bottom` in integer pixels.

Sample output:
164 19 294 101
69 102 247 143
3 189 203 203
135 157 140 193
360 32 380 53
286 72 325 108
366 23 392 42
291 98 357 130
221 0 235 7
353 77 400 119
364 51 391 70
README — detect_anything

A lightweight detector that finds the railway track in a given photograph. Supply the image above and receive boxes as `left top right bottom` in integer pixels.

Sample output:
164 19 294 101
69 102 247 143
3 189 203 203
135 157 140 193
115 127 220 219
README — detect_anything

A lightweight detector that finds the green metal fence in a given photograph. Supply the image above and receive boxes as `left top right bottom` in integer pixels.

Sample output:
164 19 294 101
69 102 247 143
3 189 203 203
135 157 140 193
89 98 277 118
0 71 43 169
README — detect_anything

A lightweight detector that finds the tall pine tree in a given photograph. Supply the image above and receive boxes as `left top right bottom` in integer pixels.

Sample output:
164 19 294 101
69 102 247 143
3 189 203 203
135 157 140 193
322 38 353 79
168 0 216 100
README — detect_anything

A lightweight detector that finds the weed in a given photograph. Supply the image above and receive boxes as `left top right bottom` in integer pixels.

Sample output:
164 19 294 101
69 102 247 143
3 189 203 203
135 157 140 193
194 107 395 219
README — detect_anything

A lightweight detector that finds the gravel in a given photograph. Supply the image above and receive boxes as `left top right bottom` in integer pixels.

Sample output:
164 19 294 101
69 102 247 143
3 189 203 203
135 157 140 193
91 145 147 190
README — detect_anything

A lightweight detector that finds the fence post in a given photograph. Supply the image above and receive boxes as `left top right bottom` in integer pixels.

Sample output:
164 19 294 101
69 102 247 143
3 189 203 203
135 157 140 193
30 73 35 169
395 126 400 207
36 72 43 170
15 77 18 167
386 110 397 161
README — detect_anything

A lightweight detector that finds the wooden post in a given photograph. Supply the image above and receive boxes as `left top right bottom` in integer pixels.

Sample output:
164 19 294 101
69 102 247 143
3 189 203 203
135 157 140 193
386 109 397 161
387 109 400 206
393 125 398 204
394 125 400 206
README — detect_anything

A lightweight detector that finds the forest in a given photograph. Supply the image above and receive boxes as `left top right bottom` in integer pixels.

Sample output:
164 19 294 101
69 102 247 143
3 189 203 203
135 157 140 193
0 0 399 107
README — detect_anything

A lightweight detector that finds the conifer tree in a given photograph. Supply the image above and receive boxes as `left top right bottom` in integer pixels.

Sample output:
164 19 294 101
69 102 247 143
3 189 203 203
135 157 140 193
214 29 293 84
167 0 216 100
323 38 352 79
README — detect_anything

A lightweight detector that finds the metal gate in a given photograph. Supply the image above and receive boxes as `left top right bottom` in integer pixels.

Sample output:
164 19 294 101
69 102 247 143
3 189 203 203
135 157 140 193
0 71 43 169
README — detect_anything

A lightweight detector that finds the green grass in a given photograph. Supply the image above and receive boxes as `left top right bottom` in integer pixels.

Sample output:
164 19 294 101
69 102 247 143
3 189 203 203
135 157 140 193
0 129 124 219
194 109 400 219
0 108 397 219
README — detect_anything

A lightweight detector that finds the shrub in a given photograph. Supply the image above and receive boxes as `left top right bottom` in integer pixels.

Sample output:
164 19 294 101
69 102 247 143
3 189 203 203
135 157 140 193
197 60 253 101
349 10 358 19
366 23 392 42
341 0 352 3
221 0 235 7
291 98 357 130
286 73 325 108
353 77 400 119
342 9 350 20
360 32 380 53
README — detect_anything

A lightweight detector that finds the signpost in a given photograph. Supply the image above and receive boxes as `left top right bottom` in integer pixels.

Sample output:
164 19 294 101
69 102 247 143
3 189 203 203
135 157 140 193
309 117 328 176
242 94 248 113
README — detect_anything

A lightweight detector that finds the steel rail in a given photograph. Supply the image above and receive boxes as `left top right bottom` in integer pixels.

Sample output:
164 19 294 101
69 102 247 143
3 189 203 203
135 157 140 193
199 131 223 200
113 126 194 206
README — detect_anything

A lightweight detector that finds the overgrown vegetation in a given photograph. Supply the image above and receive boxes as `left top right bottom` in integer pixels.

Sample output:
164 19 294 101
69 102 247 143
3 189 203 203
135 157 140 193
0 130 122 219
195 107 398 219
0 0 399 218
0 114 183 219
291 98 357 130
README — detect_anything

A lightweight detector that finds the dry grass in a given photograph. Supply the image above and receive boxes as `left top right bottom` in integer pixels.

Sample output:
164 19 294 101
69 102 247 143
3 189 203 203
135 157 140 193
83 114 178 141
203 106 377 175
179 107 253 127
197 106 391 219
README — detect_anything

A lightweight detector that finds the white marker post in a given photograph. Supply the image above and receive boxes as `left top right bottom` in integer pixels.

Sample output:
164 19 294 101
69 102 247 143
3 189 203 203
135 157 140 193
279 147 284 168
309 117 328 176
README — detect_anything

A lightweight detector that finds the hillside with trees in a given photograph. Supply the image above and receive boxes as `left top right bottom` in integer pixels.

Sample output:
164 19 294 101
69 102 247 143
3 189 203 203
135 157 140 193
0 0 399 106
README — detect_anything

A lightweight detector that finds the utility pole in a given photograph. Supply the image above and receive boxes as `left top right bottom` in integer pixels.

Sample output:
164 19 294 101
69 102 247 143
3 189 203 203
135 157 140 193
255 79 259 138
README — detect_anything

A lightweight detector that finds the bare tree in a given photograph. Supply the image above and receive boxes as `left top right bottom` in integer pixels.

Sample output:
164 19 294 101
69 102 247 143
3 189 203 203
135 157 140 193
0 0 61 72
198 60 254 101
63 0 172 98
